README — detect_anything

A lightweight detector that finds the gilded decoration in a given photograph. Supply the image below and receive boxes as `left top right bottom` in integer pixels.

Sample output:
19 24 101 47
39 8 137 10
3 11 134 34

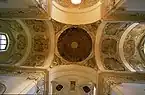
81 20 101 36
54 0 99 9
23 54 45 66
25 20 46 32
16 34 26 50
23 20 50 66
51 54 97 69
104 58 125 71
123 24 145 71
84 56 98 69
100 22 132 71
0 20 27 65
8 21 23 32
123 39 135 58
0 7 48 18
51 20 65 34
104 22 131 37
33 35 49 52
101 39 117 55
50 20 100 69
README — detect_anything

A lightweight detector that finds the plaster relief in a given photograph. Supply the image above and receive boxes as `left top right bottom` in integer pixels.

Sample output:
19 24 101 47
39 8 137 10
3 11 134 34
16 34 26 50
101 39 117 55
104 58 125 71
24 54 45 66
33 35 49 52
123 40 135 58
54 0 99 9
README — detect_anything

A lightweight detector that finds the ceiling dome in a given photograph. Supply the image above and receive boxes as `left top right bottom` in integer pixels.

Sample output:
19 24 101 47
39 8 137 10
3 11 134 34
57 27 92 62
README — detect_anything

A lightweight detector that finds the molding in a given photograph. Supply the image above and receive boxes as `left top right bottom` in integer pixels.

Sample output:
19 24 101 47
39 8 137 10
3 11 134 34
119 23 139 72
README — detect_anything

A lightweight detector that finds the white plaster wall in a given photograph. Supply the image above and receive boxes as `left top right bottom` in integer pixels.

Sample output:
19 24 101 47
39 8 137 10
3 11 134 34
111 83 145 95
0 74 42 94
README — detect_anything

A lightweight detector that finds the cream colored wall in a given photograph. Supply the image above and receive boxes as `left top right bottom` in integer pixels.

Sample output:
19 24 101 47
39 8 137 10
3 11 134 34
111 83 145 95
51 1 102 25
95 21 107 71
0 73 43 94
43 21 55 69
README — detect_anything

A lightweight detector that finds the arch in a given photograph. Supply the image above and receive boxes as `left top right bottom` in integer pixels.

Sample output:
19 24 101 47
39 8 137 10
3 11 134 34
95 21 107 70
51 1 102 25
119 23 139 72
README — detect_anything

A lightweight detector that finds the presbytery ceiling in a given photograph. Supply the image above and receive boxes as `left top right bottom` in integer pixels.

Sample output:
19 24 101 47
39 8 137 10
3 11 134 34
1 19 145 72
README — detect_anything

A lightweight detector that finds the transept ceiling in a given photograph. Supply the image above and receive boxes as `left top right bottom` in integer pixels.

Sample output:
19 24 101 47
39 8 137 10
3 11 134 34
1 19 145 72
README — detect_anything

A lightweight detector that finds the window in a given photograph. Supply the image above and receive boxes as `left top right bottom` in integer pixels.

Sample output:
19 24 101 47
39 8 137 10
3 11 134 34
0 33 8 51
144 42 145 54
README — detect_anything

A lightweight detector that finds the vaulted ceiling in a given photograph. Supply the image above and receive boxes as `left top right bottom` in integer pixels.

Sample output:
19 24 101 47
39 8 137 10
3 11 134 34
1 0 145 95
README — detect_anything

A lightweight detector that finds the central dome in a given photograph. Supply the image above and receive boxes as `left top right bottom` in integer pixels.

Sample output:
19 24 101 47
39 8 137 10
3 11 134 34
57 27 92 62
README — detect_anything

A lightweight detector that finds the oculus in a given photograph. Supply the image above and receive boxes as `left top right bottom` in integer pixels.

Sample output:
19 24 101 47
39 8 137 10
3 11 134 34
83 86 91 93
71 0 82 5
56 84 63 91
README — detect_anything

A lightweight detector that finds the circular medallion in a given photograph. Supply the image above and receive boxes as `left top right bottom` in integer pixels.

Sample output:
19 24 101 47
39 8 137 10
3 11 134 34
57 27 92 62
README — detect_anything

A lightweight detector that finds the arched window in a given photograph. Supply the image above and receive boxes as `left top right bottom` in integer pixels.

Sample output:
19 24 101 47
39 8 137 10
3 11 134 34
143 42 145 54
0 33 8 51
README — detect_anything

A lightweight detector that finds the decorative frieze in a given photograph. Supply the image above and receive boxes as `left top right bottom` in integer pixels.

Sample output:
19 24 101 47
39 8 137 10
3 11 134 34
16 34 26 50
23 20 50 66
24 54 45 66
54 0 99 9
0 8 48 18
33 35 49 52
